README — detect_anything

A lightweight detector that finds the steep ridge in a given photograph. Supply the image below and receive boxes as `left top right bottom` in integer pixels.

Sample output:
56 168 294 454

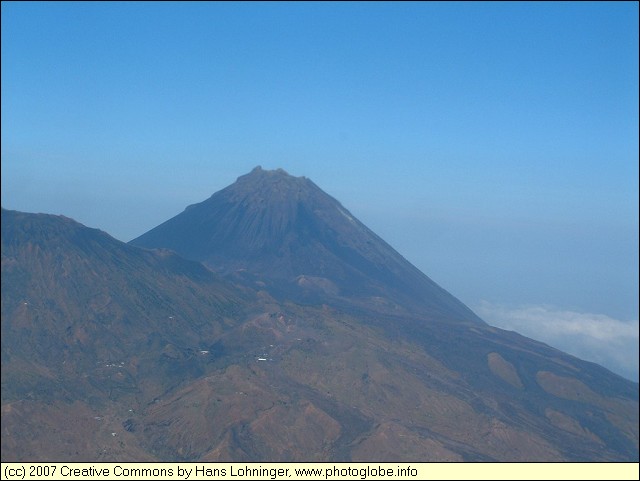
131 167 482 323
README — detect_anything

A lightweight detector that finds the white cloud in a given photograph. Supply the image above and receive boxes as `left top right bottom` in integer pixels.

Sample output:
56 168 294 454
475 301 639 382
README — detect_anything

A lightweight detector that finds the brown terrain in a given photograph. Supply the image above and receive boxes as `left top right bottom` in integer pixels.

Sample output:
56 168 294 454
1 167 638 461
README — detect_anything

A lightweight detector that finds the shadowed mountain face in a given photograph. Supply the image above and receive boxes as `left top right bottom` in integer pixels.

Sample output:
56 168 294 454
130 167 482 323
2 173 639 462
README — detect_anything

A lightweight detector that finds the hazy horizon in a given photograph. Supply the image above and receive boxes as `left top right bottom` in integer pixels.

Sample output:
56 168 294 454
2 2 638 380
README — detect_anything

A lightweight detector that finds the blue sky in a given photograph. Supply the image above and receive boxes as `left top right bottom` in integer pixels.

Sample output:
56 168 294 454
2 2 638 379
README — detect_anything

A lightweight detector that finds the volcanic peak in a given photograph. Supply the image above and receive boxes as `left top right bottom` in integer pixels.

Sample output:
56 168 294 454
222 165 315 203
130 167 485 324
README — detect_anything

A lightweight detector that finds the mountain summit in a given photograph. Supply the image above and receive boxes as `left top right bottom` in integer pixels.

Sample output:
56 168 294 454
131 167 482 323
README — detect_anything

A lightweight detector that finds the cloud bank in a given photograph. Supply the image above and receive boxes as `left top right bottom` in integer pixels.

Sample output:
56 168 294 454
475 301 639 381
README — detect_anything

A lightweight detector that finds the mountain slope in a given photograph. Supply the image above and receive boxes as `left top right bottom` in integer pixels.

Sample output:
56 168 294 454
130 167 482 323
126 167 638 461
2 197 638 462
139 302 639 462
1 208 249 379
1 208 257 460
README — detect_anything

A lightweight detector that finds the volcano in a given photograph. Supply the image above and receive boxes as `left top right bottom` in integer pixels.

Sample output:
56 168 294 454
2 169 638 462
130 166 482 323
